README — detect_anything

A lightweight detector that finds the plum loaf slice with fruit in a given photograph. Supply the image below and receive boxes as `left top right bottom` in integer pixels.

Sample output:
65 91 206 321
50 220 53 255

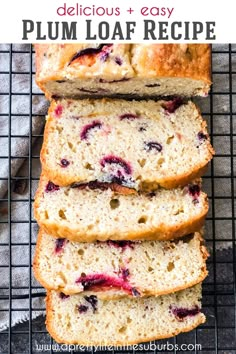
41 99 214 190
34 229 208 298
46 285 205 345
35 44 211 99
34 173 208 242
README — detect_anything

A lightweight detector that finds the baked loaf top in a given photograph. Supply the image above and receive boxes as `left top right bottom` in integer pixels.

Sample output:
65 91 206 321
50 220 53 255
35 44 211 98
46 285 205 345
41 99 214 189
34 173 208 242
34 229 208 298
35 44 133 81
131 44 210 80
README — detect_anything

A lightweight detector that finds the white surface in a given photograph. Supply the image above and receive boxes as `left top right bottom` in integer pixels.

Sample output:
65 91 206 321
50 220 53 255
0 0 234 43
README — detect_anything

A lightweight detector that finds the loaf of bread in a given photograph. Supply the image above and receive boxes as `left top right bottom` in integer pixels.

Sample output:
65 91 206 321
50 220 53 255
41 99 214 189
33 43 211 344
35 44 211 99
34 229 208 298
34 173 208 242
46 285 205 345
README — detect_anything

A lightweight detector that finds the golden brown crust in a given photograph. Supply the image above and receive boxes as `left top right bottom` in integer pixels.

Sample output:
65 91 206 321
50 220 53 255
45 291 205 345
35 44 133 91
34 197 208 242
41 160 213 192
42 164 209 190
36 267 208 299
35 44 53 99
34 169 209 242
33 229 50 290
132 44 211 83
33 230 209 298
41 156 212 190
35 44 211 99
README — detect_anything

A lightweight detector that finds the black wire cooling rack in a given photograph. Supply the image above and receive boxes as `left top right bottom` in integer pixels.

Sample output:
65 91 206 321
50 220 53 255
0 44 235 354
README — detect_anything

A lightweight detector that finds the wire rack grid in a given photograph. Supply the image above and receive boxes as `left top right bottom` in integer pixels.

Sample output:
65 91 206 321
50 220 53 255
0 44 235 354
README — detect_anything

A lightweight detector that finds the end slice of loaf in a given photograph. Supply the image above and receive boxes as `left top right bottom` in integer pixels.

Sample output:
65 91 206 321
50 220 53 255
34 173 208 242
35 44 211 99
46 285 205 345
41 99 214 189
34 229 208 298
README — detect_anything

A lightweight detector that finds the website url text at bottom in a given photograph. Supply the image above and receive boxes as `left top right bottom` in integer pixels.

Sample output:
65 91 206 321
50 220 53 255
36 342 202 352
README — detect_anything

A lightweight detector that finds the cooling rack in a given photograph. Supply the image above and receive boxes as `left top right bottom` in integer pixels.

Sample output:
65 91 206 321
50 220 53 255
0 44 235 354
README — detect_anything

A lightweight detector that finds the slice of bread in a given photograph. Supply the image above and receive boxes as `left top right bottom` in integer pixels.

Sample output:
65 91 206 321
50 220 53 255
46 285 205 345
34 229 208 298
34 173 208 242
41 99 214 189
35 44 211 99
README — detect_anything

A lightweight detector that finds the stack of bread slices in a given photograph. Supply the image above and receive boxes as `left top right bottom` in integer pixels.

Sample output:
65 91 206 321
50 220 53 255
33 44 214 345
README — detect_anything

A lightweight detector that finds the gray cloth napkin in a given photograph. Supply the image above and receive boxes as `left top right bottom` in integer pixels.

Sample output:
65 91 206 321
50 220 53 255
0 142 45 331
0 43 234 331
0 43 48 197
0 44 47 330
